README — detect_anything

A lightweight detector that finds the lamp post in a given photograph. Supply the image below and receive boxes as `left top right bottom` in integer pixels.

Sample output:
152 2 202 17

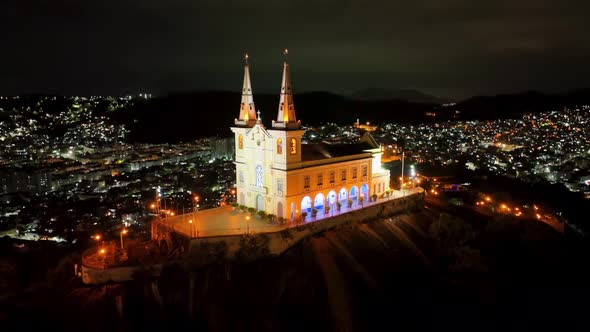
98 247 107 269
245 215 251 234
92 234 103 249
120 229 128 251
188 219 194 237
400 151 405 197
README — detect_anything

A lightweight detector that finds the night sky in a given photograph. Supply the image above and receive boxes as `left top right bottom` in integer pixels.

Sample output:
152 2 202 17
2 0 589 99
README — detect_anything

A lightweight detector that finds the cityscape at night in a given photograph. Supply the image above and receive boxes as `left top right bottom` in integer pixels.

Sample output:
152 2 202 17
2 1 590 331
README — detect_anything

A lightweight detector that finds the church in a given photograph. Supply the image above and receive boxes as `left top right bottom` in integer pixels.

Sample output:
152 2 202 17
230 51 390 221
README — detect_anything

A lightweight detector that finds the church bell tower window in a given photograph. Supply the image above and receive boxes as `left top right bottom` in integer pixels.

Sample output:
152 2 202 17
290 138 297 154
277 138 283 154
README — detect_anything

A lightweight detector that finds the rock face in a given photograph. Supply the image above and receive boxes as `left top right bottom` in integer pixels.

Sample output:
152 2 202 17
2 206 587 332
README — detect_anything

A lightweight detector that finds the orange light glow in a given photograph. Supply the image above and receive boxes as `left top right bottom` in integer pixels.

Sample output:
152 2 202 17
188 219 193 224
150 203 155 209
93 234 101 241
99 248 106 255
121 229 128 235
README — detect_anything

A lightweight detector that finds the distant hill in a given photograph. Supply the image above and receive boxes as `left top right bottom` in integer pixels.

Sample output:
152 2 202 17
351 88 448 104
110 88 590 143
118 90 435 143
436 89 590 121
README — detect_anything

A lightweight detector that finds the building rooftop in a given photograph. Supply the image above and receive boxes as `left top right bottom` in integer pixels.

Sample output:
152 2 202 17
301 132 380 162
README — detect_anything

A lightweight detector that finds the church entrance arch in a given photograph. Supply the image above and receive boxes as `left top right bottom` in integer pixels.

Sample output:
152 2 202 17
338 188 348 202
277 202 284 219
301 196 312 213
256 195 264 212
361 184 369 201
314 193 325 211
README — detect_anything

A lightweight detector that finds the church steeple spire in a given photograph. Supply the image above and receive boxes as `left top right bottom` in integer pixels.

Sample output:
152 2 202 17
235 52 257 127
273 49 300 129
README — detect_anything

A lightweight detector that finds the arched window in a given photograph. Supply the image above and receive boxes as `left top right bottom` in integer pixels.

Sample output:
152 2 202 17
238 134 243 149
255 165 263 187
277 138 283 155
290 138 297 154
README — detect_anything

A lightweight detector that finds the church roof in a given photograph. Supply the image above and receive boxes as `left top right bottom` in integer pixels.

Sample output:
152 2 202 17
301 141 375 162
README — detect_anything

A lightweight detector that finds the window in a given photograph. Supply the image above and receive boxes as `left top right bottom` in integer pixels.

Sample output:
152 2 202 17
317 174 323 186
277 179 283 194
362 165 368 177
290 138 297 154
239 171 244 184
341 169 347 181
329 171 335 183
304 175 310 188
277 138 283 155
255 165 263 187
238 134 243 149
352 167 358 179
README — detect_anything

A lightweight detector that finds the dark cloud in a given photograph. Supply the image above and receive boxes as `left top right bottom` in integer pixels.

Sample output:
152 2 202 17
1 0 589 98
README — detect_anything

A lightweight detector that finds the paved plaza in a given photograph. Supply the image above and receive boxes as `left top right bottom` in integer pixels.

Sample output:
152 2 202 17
156 188 422 238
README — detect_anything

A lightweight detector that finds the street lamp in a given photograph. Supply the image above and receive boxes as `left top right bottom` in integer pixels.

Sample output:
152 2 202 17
92 234 103 248
400 151 405 196
120 229 128 251
245 215 251 234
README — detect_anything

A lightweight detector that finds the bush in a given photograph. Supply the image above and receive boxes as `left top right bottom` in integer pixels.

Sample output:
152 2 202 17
280 228 294 240
257 210 267 219
301 212 308 220
267 213 275 222
230 202 238 208
336 201 342 210
371 194 378 202
347 199 353 208
247 207 256 214
239 205 246 212
325 206 330 214
311 208 318 217
235 233 270 262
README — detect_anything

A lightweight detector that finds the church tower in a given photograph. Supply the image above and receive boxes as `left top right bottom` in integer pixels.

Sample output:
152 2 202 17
269 49 306 170
231 53 274 211
234 53 257 127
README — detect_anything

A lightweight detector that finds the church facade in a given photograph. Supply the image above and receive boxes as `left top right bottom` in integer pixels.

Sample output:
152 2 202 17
231 51 390 221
